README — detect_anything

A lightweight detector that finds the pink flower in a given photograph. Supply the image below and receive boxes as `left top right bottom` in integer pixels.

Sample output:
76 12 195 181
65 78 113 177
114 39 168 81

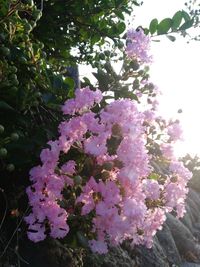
143 179 160 200
170 161 192 181
61 160 76 174
126 28 152 64
27 224 46 242
26 86 191 253
160 143 174 159
89 239 108 254
167 122 183 141
62 87 102 115
84 135 107 156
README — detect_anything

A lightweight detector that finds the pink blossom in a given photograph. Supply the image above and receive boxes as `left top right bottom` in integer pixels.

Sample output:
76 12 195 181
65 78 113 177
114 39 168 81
27 224 46 242
126 28 152 64
62 87 102 115
170 161 192 181
89 239 108 254
26 85 191 253
167 122 183 141
143 179 160 200
84 135 107 156
160 143 174 159
61 160 76 174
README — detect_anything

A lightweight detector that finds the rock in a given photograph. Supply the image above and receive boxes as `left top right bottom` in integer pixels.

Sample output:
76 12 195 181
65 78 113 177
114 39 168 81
156 222 182 266
180 204 194 232
131 236 169 267
84 246 135 267
194 223 200 231
188 189 200 209
186 197 200 224
166 213 200 261
181 262 200 267
189 174 200 193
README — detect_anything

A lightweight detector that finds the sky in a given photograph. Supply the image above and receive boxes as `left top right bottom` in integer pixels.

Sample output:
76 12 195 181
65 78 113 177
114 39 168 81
80 0 200 157
133 0 200 157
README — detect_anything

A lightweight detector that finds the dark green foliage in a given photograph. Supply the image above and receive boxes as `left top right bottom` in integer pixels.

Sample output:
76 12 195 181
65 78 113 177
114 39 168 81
32 0 139 69
0 0 142 265
148 10 194 40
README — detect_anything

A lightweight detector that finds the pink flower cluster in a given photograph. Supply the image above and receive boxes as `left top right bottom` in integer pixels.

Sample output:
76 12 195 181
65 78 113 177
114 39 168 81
126 28 152 64
25 86 192 254
167 121 183 142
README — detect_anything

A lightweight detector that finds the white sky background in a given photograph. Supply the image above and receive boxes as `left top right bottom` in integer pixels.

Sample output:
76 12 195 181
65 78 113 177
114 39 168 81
133 0 200 157
80 0 200 157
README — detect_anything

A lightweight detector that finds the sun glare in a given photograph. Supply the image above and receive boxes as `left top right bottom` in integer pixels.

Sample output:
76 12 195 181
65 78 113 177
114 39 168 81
134 0 200 157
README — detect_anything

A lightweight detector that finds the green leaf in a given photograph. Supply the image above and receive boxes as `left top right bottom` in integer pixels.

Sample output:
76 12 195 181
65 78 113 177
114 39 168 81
172 11 183 30
53 75 62 90
64 77 75 90
0 2 9 16
181 10 191 22
79 28 89 39
117 22 126 34
179 19 194 31
130 93 139 101
0 101 15 111
149 18 158 34
99 20 107 30
166 35 176 42
149 173 160 180
144 28 149 35
157 18 172 34
91 34 101 45
132 1 140 6
114 10 124 20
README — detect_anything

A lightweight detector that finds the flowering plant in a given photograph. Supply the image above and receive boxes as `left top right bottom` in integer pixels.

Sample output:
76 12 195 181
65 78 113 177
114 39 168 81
25 29 192 254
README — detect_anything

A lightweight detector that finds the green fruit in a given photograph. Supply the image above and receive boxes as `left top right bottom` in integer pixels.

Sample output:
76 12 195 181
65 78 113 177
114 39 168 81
35 92 42 98
22 19 28 24
30 22 37 29
104 50 110 57
102 162 113 171
9 74 19 86
130 60 140 71
118 41 124 49
0 125 4 134
10 133 19 141
32 44 39 51
6 164 15 172
10 66 17 73
38 42 44 49
21 0 33 5
32 100 39 106
24 23 32 32
41 51 47 58
99 53 105 60
19 56 27 64
25 0 33 5
0 148 7 158
0 47 10 56
9 73 17 80
33 10 42 21
0 33 6 42
74 175 82 185
24 34 29 42
30 66 36 72
11 86 18 92
101 171 110 181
